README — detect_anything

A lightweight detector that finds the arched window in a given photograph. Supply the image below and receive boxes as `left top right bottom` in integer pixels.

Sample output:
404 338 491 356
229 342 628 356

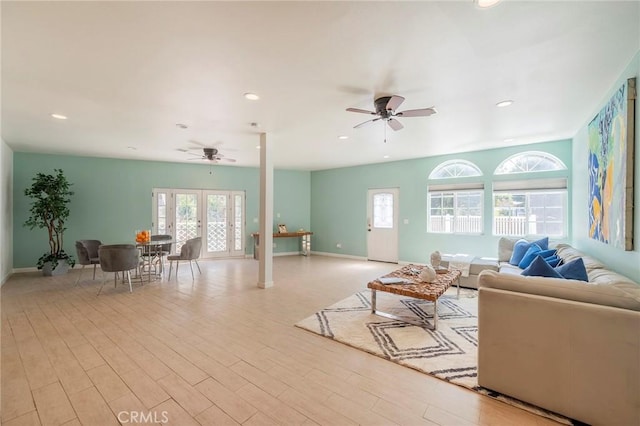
494 151 566 175
429 160 482 179
427 160 483 234
492 151 568 237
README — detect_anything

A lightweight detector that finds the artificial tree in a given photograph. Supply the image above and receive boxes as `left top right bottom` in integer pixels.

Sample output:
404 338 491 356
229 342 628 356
24 169 76 272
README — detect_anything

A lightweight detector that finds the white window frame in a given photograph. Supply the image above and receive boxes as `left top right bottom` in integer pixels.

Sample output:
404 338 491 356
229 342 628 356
495 151 567 175
429 159 482 179
427 182 484 235
492 178 568 237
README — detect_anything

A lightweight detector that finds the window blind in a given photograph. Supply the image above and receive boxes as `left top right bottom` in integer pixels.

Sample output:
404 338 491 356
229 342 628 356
492 178 567 192
428 182 484 192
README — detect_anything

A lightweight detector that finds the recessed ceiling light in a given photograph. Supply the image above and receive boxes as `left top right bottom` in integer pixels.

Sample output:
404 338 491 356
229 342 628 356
176 123 188 129
504 138 515 143
383 155 390 159
244 93 260 101
338 135 349 140
51 113 67 120
476 0 502 8
256 145 261 149
496 100 514 108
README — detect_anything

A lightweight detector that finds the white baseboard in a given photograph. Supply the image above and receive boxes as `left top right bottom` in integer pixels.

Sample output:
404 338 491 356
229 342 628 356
12 266 39 274
310 251 368 261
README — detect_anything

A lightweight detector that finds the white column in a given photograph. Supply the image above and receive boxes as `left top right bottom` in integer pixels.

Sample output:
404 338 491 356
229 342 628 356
257 132 273 288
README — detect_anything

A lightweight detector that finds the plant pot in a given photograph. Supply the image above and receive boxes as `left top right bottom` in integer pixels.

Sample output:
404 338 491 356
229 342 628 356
42 260 70 276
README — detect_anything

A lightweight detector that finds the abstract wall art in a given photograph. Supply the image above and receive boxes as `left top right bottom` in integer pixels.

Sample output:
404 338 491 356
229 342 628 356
588 77 636 250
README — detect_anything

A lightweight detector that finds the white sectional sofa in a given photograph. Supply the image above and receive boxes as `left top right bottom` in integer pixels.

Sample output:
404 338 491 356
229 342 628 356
477 241 640 426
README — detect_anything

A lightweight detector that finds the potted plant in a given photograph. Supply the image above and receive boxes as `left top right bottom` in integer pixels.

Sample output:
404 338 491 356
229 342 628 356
24 169 76 275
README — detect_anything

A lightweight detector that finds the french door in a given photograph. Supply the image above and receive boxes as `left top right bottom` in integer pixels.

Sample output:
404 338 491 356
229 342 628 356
367 188 399 263
152 188 245 258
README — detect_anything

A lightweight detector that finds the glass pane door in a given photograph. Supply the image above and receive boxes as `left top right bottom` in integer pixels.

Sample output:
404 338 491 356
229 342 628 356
152 188 244 259
232 191 245 256
205 191 229 257
174 191 201 253
203 190 245 258
152 189 170 235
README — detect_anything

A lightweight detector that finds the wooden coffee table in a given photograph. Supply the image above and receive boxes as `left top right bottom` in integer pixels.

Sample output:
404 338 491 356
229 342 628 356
367 265 461 330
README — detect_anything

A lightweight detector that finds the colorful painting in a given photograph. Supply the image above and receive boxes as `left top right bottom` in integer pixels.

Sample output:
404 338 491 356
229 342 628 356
588 78 636 250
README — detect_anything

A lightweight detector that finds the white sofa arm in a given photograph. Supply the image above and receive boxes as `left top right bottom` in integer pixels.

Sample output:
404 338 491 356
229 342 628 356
478 286 640 425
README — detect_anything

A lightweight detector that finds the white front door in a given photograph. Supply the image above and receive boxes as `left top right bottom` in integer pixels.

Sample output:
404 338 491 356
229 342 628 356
367 188 399 263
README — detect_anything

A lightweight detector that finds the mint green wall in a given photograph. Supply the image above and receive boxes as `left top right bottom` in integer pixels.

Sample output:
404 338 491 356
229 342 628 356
13 153 310 268
572 51 640 283
311 140 572 262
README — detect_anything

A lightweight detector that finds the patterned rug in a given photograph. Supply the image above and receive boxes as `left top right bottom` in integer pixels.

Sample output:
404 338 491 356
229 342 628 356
296 288 572 425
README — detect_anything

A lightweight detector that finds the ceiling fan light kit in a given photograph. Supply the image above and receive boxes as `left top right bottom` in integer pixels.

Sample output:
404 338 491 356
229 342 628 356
346 95 436 133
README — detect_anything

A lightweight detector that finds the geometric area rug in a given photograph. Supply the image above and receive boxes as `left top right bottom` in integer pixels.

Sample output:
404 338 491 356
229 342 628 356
295 288 573 425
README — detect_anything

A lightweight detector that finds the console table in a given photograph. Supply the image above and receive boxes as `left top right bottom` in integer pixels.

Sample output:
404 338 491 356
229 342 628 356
251 231 313 260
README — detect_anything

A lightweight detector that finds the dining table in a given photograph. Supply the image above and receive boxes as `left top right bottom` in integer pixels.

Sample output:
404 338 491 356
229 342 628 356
136 238 175 282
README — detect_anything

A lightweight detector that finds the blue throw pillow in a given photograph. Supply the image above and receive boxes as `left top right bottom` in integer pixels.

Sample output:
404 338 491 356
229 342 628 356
555 258 589 282
532 237 549 251
543 255 561 267
518 247 556 269
517 244 542 269
509 239 530 266
538 249 556 259
521 255 563 278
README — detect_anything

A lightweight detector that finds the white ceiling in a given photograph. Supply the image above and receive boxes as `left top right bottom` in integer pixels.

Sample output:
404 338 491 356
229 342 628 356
2 1 639 171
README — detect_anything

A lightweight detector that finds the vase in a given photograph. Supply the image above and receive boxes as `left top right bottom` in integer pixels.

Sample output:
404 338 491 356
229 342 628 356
419 265 437 283
42 260 70 276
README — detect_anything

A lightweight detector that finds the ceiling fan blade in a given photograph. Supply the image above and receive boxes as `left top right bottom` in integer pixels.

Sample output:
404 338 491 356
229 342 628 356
354 117 381 129
221 158 237 162
387 118 404 131
386 95 405 112
396 107 437 117
346 107 376 115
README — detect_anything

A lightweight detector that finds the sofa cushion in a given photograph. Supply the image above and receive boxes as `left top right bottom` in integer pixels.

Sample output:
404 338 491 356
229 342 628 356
468 257 499 275
556 258 589 282
498 237 519 262
498 262 523 275
521 255 563 278
556 244 605 271
479 270 640 311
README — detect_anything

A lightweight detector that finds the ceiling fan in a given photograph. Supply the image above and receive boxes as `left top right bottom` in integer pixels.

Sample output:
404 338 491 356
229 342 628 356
188 147 237 163
346 95 436 131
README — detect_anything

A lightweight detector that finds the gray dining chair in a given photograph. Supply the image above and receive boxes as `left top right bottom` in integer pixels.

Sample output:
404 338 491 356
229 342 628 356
75 239 102 285
167 237 202 280
150 234 172 274
97 244 142 295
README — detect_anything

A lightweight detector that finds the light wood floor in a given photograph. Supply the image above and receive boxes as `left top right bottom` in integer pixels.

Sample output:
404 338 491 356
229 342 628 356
1 255 559 426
